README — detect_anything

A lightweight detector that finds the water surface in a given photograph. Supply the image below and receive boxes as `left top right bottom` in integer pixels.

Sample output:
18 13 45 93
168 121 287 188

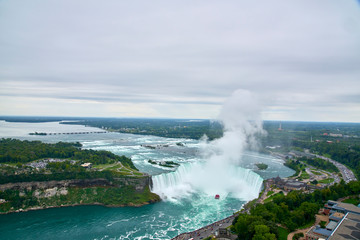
0 121 294 239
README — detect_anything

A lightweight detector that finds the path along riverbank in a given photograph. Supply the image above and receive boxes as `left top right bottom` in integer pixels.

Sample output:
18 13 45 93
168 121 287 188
171 214 236 240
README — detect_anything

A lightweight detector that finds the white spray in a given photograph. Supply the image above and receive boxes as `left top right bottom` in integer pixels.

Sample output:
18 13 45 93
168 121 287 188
152 89 265 201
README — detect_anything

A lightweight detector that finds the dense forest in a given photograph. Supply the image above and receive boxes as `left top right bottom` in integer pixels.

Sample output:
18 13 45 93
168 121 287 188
231 180 360 239
0 138 136 170
61 118 224 140
298 156 339 173
293 140 360 178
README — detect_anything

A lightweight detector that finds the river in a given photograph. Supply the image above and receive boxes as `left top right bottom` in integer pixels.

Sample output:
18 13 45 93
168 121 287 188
0 120 294 239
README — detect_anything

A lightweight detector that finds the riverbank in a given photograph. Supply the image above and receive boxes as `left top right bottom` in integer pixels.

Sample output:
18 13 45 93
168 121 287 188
1 195 161 215
0 178 160 214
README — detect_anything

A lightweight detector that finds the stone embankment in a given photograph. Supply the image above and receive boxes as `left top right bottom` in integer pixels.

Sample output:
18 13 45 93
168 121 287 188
171 215 236 240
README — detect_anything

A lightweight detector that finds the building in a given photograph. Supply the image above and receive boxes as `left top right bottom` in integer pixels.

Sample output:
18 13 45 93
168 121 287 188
324 200 360 215
215 228 233 240
327 212 360 240
306 184 323 191
306 201 360 240
329 133 342 137
329 212 345 222
306 225 332 240
269 176 308 191
269 176 286 189
81 162 92 168
284 180 306 191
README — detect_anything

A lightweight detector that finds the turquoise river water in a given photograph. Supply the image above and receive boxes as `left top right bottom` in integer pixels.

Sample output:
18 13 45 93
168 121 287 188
0 121 294 240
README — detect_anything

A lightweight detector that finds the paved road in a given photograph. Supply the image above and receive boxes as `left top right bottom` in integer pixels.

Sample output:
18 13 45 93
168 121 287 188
314 154 357 183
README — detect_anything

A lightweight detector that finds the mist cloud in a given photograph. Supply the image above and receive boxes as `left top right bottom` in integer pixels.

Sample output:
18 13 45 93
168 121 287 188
152 89 265 200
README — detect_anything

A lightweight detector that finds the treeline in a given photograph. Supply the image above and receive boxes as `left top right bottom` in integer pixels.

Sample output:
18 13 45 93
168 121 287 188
0 138 137 170
0 169 120 184
62 118 224 140
284 159 303 176
293 140 360 178
299 157 339 173
231 180 360 239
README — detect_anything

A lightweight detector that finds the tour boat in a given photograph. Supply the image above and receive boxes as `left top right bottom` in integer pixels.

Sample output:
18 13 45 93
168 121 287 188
215 194 220 199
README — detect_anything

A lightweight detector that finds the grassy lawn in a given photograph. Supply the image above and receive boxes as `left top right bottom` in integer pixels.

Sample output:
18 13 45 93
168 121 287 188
311 170 322 175
264 192 284 203
318 178 334 184
267 190 275 196
299 171 310 180
93 163 118 169
277 227 289 240
107 164 123 170
118 168 131 172
94 163 132 172
133 172 144 176
93 163 144 176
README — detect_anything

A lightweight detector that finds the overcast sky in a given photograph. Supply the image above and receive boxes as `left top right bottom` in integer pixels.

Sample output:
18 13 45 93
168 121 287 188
0 0 359 122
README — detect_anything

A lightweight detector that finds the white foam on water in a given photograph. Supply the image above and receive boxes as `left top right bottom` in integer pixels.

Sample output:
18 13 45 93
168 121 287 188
152 161 263 201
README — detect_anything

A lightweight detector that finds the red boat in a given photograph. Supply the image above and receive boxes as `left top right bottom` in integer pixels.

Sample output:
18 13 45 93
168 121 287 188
215 194 220 199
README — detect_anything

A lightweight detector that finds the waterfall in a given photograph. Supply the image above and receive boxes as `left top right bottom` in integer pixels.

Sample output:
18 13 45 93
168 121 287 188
152 161 263 201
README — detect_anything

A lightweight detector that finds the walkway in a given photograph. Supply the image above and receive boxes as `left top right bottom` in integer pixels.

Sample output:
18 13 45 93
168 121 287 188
171 215 236 240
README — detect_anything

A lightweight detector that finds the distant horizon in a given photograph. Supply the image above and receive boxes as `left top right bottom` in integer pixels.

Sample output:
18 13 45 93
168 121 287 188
1 115 360 124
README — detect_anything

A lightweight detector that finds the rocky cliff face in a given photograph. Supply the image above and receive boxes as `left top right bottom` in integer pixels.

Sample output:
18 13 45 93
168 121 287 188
114 176 153 192
0 176 159 213
0 176 153 193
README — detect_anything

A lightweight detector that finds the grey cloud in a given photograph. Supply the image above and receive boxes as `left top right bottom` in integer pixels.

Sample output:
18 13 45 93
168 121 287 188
0 0 359 121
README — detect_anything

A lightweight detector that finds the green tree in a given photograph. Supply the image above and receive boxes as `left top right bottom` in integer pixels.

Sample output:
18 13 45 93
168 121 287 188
253 225 276 240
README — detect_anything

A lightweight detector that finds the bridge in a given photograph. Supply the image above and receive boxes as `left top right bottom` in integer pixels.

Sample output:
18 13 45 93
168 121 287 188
47 131 107 135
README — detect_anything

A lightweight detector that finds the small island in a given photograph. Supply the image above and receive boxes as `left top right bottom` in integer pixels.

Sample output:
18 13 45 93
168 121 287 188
148 159 180 168
255 163 268 170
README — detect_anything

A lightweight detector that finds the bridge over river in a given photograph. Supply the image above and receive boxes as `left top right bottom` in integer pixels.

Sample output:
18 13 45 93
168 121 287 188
47 131 107 135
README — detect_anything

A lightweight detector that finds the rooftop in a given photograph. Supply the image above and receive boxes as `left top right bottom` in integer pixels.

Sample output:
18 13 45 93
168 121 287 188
81 162 92 167
330 212 345 221
329 201 360 215
326 221 338 231
328 212 360 240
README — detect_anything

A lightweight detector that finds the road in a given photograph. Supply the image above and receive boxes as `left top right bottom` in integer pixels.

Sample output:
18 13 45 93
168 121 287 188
314 154 357 183
171 215 236 240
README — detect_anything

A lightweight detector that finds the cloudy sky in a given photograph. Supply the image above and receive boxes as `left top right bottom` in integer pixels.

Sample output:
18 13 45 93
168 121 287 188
0 0 359 122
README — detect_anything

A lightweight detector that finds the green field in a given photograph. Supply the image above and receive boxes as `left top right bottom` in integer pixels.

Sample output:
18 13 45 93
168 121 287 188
318 178 334 184
277 227 289 240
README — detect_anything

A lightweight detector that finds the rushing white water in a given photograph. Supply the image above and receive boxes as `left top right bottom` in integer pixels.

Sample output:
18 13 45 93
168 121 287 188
152 90 266 203
152 161 263 201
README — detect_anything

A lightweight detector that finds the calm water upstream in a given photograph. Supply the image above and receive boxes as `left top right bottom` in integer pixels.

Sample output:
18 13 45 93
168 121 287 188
0 121 294 239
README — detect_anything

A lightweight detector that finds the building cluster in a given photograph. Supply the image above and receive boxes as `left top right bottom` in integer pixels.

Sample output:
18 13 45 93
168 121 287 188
80 162 92 168
268 176 322 192
306 200 360 240
26 158 77 169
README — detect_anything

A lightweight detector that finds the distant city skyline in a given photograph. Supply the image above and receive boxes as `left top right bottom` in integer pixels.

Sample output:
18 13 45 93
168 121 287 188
1 0 360 122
